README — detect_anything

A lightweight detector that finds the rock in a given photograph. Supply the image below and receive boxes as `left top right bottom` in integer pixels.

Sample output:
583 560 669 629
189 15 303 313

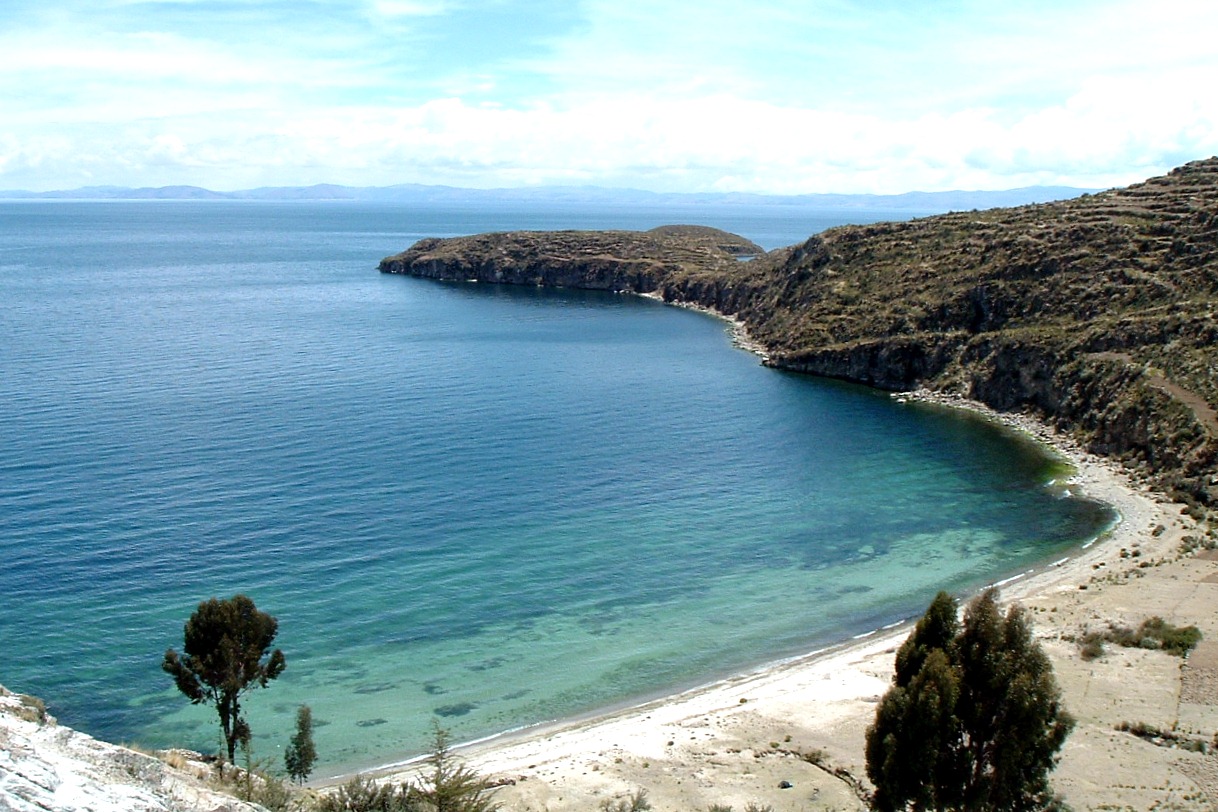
0 685 261 812
379 226 765 294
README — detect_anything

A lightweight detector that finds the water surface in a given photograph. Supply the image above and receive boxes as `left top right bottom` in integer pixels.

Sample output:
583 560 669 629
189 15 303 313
0 201 1112 775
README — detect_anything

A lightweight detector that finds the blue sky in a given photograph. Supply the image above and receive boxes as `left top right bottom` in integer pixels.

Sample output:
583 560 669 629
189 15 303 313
3 0 1216 192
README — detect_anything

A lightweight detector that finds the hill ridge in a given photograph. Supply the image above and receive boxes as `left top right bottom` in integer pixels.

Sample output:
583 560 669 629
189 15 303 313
380 158 1218 507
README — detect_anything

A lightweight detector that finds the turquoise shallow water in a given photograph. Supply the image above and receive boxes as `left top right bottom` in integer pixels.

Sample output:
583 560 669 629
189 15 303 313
0 201 1113 776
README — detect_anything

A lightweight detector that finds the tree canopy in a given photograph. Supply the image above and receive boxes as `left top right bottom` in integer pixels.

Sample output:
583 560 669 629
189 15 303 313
285 704 317 784
865 589 1073 812
162 594 286 762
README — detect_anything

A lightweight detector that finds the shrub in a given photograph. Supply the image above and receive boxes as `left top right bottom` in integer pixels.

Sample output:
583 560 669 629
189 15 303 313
1079 633 1105 661
209 753 303 812
600 789 651 812
1101 617 1202 656
1115 721 1209 754
317 724 499 812
14 694 48 724
1140 617 1203 655
415 723 500 812
316 776 417 812
801 747 828 766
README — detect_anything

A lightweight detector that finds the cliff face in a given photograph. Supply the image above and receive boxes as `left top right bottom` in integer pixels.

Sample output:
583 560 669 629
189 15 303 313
0 686 262 812
380 160 1218 507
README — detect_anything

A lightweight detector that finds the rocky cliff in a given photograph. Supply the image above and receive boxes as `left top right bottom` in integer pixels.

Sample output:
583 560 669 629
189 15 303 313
380 161 1218 507
380 225 763 293
0 686 262 812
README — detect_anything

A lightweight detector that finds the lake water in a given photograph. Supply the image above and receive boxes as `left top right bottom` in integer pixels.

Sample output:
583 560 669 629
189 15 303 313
0 200 1113 776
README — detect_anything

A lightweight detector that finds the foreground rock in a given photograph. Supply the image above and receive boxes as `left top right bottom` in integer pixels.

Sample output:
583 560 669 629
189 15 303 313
0 686 261 812
382 160 1218 508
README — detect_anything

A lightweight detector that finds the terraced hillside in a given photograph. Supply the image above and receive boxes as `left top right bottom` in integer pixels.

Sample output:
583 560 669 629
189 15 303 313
381 159 1218 507
383 225 763 290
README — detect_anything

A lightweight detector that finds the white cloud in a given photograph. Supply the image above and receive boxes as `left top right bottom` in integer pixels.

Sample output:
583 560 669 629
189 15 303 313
3 0 1218 191
10 80 1214 193
0 28 375 93
368 0 451 18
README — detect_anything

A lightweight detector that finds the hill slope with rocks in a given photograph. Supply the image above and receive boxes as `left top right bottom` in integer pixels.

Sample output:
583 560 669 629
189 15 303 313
383 224 764 291
381 159 1218 507
0 685 262 812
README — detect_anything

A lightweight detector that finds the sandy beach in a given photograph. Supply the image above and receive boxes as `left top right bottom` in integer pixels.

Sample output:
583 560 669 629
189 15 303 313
367 393 1218 811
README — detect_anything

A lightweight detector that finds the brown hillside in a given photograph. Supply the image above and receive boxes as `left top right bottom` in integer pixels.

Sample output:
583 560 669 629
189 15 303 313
381 160 1218 506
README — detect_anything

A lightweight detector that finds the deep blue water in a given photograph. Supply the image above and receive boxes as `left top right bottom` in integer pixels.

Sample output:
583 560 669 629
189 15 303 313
0 200 1113 776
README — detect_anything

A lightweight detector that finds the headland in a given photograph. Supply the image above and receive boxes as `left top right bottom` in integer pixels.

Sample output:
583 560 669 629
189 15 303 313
383 159 1218 511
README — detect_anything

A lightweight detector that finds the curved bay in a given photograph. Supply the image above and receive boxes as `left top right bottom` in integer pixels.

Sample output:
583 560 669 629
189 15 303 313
0 201 1112 775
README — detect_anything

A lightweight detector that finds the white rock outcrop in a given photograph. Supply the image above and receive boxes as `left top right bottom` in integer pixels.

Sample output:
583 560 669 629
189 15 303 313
0 686 263 812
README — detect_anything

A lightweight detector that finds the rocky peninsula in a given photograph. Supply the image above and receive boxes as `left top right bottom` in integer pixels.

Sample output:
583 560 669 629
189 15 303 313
382 159 1218 509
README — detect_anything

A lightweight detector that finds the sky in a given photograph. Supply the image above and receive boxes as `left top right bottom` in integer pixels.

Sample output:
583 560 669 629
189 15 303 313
2 0 1217 194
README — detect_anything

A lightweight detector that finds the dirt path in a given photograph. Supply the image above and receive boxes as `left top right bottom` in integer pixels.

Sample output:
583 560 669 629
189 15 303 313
1089 351 1218 436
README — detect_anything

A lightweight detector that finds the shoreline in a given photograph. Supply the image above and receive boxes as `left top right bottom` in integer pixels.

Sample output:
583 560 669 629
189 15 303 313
362 363 1216 807
355 297 1218 809
636 291 772 360
337 390 1101 781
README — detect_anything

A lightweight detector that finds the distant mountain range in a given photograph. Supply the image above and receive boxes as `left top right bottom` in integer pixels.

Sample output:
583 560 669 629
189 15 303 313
0 182 1096 211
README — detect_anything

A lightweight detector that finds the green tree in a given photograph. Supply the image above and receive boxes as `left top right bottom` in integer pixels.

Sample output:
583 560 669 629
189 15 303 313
893 590 959 687
285 704 318 784
866 591 967 811
316 775 416 812
313 723 499 812
162 594 286 763
416 722 500 812
955 591 1074 810
865 589 1073 812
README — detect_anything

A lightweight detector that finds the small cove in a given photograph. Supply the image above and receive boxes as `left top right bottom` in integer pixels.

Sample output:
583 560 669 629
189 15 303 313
0 200 1114 775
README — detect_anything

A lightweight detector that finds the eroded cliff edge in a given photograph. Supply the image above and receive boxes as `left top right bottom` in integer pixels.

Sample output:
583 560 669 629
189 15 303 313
380 162 1218 507
0 685 261 812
